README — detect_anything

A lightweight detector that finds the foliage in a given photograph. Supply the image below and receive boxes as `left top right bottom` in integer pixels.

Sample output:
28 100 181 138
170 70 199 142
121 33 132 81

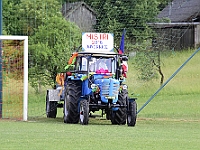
29 16 81 90
2 0 21 35
157 0 173 10
3 0 63 36
22 0 62 35
58 0 160 43
131 40 159 81
3 0 82 91
82 0 162 82
86 0 159 43
2 0 174 88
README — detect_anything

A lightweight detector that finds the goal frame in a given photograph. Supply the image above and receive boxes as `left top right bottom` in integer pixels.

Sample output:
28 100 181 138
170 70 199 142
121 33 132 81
0 35 28 121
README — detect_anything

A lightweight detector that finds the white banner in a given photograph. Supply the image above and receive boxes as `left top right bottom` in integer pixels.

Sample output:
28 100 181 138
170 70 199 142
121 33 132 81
82 33 114 52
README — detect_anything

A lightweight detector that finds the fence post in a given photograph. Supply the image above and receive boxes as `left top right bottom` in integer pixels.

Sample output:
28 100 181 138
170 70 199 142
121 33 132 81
0 0 2 118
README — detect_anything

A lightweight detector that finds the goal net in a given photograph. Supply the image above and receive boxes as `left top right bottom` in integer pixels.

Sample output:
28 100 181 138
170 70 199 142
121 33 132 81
0 36 28 121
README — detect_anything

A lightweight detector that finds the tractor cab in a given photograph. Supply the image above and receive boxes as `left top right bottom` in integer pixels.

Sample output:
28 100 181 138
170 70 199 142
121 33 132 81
74 52 117 75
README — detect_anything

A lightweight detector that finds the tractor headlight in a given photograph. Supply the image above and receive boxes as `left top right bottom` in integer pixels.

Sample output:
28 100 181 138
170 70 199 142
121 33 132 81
91 84 100 93
91 84 97 89
122 85 128 90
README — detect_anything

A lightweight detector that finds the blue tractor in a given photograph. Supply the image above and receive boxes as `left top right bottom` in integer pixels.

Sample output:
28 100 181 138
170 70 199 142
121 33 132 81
46 48 137 126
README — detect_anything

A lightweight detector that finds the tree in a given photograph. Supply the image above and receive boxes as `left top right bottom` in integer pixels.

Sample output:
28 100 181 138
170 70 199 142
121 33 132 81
64 0 166 44
95 1 123 37
2 0 167 88
88 0 159 43
82 0 164 83
3 0 82 92
2 0 22 35
157 0 172 10
29 16 81 91
3 0 62 36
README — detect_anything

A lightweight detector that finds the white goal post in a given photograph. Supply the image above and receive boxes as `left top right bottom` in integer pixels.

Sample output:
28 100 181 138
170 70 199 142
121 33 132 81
0 35 28 121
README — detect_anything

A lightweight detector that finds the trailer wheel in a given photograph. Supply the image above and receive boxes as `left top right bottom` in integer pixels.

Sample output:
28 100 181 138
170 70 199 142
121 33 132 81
64 81 81 124
46 91 57 118
111 89 127 125
127 101 137 127
79 100 89 125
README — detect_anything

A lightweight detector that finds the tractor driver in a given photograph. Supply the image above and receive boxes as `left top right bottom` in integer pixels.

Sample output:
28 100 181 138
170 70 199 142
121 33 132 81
97 59 108 70
95 58 110 73
89 58 110 73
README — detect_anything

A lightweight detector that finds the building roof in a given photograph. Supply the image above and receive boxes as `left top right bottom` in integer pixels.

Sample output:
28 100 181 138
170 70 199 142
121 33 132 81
62 1 96 18
158 0 200 22
148 22 200 29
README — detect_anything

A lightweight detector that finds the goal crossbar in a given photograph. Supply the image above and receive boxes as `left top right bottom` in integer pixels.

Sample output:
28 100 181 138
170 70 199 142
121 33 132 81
0 35 28 121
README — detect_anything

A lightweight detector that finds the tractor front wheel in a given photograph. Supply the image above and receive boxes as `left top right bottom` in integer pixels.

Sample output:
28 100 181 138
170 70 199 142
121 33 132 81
79 100 89 125
127 100 137 127
111 89 127 125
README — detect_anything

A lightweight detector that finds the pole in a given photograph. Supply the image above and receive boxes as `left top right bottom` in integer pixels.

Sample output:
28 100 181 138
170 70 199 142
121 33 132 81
137 47 200 114
0 0 2 118
23 36 28 121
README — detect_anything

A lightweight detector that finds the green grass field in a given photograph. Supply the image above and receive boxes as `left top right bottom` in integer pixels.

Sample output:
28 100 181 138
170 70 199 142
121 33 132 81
0 119 200 150
1 49 200 150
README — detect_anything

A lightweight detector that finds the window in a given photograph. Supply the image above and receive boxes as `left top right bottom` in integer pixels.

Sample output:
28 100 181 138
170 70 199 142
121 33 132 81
89 57 115 73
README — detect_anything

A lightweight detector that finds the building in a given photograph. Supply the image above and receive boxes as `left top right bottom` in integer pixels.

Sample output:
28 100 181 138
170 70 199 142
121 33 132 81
62 2 97 32
152 0 200 50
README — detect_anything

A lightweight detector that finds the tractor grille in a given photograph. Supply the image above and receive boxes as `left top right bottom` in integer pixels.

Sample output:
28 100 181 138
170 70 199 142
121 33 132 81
101 81 119 97
97 78 120 102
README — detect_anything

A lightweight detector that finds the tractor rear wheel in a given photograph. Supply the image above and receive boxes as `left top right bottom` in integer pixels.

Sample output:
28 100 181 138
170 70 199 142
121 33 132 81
64 81 81 124
127 101 137 126
79 100 89 125
46 91 57 118
111 89 127 125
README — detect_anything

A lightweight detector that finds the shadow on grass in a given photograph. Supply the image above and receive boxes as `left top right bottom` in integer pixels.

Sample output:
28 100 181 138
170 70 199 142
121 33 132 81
28 116 63 123
28 116 118 126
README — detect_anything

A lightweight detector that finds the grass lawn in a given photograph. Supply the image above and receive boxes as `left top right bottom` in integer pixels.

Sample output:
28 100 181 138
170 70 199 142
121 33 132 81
0 118 200 150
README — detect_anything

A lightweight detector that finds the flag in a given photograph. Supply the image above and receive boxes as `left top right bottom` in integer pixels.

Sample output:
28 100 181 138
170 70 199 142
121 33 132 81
118 29 126 54
65 52 78 70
